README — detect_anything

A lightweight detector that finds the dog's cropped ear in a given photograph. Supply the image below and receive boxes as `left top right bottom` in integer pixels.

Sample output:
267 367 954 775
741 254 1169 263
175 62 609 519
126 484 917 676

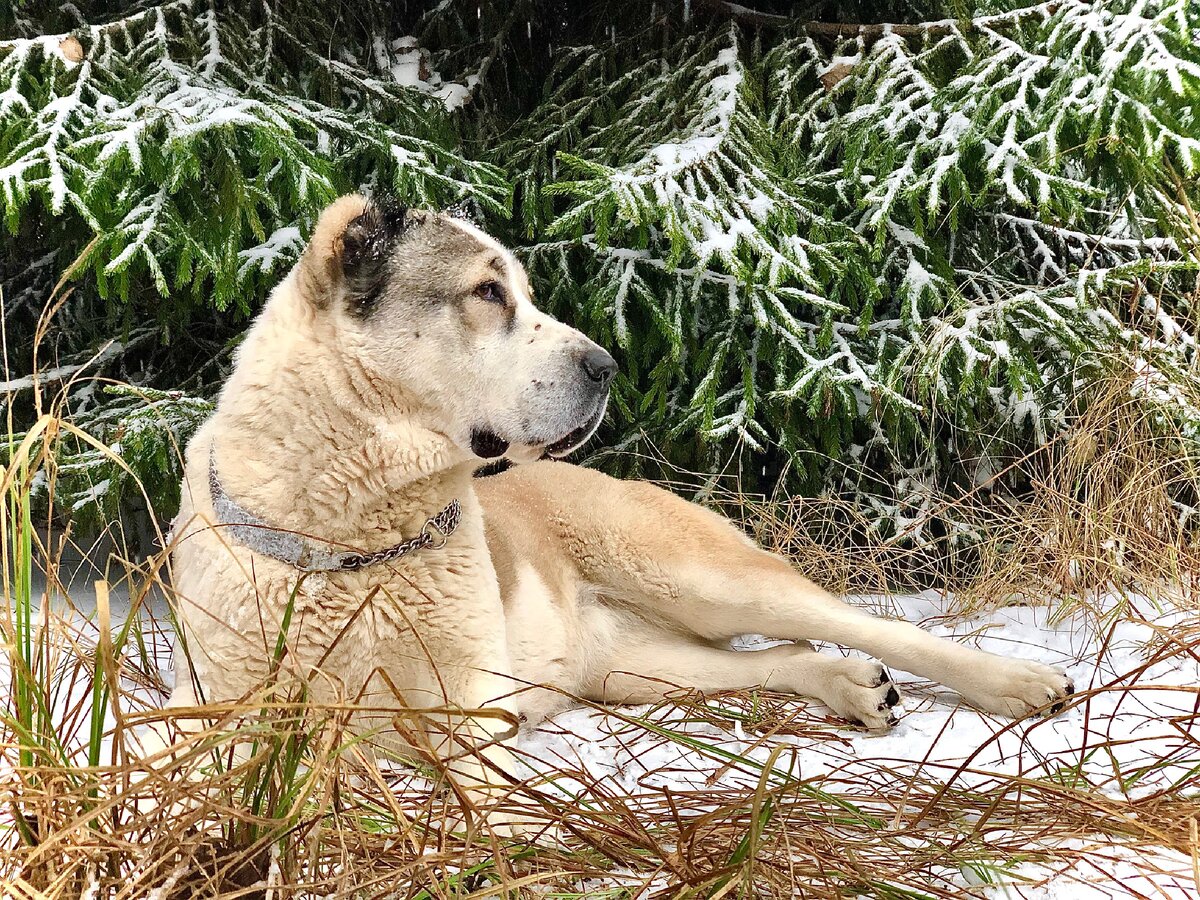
295 194 421 312
295 194 369 309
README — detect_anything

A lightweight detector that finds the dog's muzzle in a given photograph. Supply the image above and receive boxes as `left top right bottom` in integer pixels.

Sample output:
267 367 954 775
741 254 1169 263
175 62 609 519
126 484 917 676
545 394 608 458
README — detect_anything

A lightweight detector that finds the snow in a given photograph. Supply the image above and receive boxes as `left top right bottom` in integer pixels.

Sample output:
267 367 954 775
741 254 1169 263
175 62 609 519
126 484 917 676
902 256 940 325
385 34 474 112
818 53 862 78
434 82 471 111
237 225 305 278
695 213 756 261
104 185 168 274
389 37 424 87
619 41 743 184
390 144 415 168
0 363 84 393
70 478 110 512
512 590 1200 895
974 839 1197 899
0 34 84 75
197 6 222 77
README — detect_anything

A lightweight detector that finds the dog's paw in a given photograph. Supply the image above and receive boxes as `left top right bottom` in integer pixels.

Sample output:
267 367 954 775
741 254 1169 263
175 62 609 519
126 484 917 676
817 658 903 732
958 658 1074 719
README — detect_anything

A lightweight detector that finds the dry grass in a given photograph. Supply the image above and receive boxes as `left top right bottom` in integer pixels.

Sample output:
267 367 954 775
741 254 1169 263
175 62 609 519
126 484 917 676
2 584 1198 899
716 361 1200 615
3 361 1200 897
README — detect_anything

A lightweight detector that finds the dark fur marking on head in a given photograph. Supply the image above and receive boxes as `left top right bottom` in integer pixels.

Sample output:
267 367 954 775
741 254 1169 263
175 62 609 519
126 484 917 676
341 198 411 320
353 282 385 319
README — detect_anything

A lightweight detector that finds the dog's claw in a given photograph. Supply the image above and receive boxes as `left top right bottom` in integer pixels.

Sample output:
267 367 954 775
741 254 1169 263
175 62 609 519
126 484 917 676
1044 677 1075 716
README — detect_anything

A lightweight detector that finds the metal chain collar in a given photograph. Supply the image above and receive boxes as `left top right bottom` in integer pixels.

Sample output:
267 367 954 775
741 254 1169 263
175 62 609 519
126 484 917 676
320 499 462 572
208 448 461 573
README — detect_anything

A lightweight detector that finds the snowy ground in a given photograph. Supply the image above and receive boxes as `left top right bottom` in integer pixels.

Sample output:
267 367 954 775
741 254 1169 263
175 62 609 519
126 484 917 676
19 572 1200 898
516 591 1200 898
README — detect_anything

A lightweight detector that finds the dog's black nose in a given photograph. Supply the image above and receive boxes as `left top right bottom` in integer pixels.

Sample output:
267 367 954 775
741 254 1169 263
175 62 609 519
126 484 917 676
580 347 617 385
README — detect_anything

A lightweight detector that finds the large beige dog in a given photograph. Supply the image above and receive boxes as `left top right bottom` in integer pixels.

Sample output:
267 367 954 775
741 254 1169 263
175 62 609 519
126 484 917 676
168 195 1073 823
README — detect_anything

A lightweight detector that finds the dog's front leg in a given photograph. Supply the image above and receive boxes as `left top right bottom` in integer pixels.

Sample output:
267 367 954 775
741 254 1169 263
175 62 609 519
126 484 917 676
426 665 525 836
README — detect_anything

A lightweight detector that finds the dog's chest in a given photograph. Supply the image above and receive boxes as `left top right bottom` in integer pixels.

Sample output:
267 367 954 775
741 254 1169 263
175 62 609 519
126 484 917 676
306 547 496 625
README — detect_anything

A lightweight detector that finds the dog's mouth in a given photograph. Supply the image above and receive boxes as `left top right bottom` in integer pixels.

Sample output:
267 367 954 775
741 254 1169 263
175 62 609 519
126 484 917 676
545 396 608 459
471 394 609 461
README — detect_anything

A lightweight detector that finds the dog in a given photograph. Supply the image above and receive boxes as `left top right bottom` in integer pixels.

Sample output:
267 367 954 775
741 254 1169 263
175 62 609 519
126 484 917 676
167 194 1074 826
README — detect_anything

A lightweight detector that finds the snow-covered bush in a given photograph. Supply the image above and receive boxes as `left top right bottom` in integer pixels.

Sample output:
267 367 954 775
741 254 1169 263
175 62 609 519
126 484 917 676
2 0 1198 549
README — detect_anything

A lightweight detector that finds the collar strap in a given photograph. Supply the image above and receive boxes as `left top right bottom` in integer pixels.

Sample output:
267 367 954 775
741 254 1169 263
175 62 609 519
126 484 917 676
208 449 461 573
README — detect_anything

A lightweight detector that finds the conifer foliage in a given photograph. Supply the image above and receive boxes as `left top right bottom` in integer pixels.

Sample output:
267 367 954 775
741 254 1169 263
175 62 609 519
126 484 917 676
2 0 1198 543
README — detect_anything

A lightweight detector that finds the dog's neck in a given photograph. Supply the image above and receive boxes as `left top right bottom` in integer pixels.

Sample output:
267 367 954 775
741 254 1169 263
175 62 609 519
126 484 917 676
207 275 478 544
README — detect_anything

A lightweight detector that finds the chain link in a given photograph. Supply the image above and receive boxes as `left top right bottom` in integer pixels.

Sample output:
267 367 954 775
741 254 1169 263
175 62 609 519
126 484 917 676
334 499 461 572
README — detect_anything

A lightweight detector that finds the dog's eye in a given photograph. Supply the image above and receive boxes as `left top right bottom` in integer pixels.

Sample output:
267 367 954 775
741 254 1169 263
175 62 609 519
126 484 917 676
475 281 504 304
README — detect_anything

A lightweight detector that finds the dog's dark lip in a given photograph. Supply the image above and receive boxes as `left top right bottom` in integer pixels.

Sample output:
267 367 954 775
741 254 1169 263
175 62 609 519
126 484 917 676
545 398 607 458
470 428 510 459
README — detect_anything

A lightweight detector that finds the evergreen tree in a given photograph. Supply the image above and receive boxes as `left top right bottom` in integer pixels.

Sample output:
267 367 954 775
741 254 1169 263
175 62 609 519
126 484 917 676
2 0 1197 552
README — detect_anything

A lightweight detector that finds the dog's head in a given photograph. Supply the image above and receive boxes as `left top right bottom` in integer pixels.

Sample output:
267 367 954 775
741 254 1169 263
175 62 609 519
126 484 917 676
297 194 615 463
